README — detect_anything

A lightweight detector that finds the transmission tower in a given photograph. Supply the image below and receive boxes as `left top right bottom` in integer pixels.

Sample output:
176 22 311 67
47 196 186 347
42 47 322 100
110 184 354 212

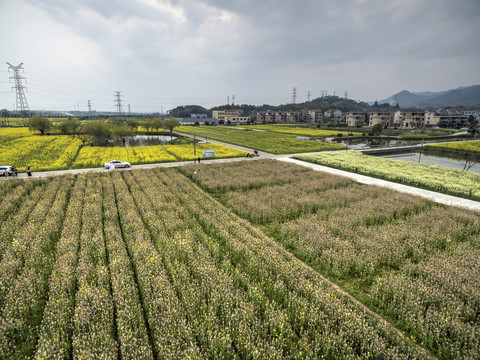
227 96 230 105
232 95 235 106
114 91 123 115
320 90 327 97
307 90 312 102
344 91 348 99
87 100 92 113
7 62 30 116
292 87 297 104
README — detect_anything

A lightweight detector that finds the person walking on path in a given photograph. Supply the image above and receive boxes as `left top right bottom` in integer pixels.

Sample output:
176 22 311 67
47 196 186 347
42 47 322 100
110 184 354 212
26 166 32 177
4 168 8 178
109 162 115 171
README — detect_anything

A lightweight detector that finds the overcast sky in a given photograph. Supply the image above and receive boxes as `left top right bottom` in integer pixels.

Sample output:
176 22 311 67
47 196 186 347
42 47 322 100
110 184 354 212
1 0 479 113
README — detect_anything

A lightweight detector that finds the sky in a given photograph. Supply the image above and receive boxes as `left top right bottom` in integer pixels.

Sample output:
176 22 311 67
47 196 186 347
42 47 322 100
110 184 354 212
0 0 479 113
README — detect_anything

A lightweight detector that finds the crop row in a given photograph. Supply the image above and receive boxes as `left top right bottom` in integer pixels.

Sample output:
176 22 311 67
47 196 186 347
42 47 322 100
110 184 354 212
0 169 426 359
295 150 480 201
188 159 480 359
176 125 345 154
130 168 424 358
0 175 74 358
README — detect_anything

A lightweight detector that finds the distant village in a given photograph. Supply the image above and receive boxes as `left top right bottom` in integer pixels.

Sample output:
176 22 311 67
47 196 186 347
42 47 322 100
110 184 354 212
178 108 480 129
3 105 479 130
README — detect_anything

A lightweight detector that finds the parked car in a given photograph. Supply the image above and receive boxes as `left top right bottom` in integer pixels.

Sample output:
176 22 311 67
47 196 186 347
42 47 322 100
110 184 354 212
104 160 131 169
0 166 15 176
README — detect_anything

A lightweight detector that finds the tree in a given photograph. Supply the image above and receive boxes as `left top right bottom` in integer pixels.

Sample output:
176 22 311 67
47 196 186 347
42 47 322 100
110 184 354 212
151 118 164 133
112 125 135 147
371 123 383 136
141 118 153 132
126 118 138 131
58 118 81 135
29 116 52 135
164 117 180 138
109 117 125 126
74 125 94 145
84 120 111 145
67 118 82 134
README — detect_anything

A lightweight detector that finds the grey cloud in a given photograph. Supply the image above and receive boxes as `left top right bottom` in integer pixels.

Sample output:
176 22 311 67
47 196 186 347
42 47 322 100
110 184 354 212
7 0 480 109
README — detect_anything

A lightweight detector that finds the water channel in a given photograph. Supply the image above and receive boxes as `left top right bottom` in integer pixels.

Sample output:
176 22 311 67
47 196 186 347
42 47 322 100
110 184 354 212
114 135 177 147
338 139 480 174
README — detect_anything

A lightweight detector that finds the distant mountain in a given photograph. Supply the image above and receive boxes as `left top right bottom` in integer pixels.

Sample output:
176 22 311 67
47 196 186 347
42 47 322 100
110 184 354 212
379 85 480 108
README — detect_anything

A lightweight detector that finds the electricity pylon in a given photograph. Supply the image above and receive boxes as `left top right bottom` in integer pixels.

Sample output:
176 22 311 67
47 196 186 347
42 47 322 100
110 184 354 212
7 62 30 117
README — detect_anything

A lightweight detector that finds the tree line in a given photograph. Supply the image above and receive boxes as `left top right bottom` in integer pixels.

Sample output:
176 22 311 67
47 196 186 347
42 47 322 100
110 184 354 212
28 116 180 146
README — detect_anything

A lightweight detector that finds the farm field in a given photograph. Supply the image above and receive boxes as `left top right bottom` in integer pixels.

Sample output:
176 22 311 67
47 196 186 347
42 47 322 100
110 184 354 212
247 124 361 137
0 127 245 172
0 127 83 172
175 125 345 154
71 142 245 168
294 150 480 201
0 168 429 359
425 140 480 153
182 160 480 360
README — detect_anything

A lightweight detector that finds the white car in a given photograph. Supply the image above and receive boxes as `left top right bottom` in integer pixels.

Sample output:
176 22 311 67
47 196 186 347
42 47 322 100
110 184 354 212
104 160 131 169
0 165 15 176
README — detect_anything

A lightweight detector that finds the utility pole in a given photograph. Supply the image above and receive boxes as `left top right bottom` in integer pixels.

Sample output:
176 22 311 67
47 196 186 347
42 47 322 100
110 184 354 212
7 62 30 120
114 91 123 115
194 135 196 161
292 87 297 104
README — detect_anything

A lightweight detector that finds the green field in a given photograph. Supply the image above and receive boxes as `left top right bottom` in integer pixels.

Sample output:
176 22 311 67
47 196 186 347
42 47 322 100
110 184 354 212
294 150 480 201
247 124 361 137
0 168 432 359
175 125 346 153
182 160 480 360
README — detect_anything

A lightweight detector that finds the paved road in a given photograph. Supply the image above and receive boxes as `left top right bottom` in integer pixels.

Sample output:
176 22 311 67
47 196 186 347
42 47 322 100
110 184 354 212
7 134 480 212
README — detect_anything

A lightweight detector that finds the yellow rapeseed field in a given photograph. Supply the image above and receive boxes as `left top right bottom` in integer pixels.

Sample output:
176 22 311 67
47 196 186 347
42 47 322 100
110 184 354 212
0 127 247 171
